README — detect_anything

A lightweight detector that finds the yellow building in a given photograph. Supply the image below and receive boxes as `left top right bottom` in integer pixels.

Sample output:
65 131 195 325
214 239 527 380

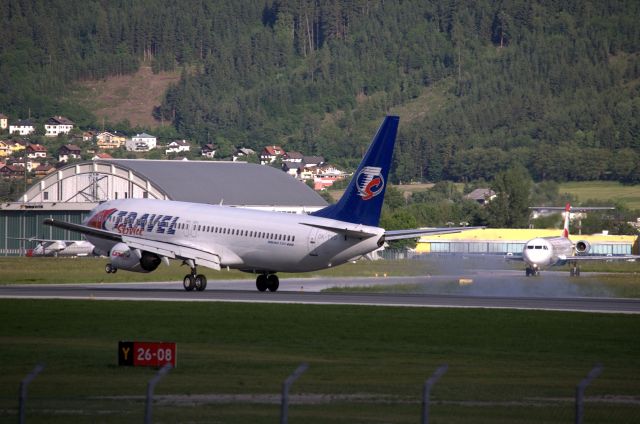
416 228 639 255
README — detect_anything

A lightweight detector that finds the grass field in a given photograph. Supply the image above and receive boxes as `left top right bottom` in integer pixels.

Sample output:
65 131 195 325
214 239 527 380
0 257 440 285
1 300 639 423
559 181 640 210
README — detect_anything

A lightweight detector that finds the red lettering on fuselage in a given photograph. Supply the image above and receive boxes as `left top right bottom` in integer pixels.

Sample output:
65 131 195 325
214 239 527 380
116 224 144 236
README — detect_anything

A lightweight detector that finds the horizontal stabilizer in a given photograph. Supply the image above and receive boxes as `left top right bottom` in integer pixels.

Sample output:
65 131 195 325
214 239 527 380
300 222 378 239
384 226 483 241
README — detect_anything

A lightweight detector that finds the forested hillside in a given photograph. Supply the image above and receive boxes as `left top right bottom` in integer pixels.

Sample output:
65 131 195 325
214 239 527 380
2 0 639 183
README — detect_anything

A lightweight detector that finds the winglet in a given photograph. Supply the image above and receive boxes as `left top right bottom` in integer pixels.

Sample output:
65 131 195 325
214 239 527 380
311 116 399 226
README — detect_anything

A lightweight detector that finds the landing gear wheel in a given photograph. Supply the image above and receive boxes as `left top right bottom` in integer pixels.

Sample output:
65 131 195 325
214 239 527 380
267 274 279 292
525 267 531 277
183 274 195 291
105 263 117 274
256 274 268 292
195 274 207 291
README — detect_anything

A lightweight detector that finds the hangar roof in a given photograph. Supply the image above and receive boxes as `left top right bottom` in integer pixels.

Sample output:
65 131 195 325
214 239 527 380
101 159 327 207
417 228 637 243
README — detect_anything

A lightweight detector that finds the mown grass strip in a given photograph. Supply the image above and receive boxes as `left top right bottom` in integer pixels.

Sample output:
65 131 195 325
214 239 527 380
1 300 639 423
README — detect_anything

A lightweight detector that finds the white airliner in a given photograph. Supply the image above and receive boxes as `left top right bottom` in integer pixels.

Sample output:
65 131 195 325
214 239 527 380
44 116 473 292
13 237 95 257
512 204 640 276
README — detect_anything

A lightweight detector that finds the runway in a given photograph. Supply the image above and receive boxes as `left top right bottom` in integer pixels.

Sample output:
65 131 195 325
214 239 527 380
1 274 640 314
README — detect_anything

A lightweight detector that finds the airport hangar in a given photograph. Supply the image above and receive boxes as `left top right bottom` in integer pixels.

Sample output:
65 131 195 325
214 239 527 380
416 228 640 256
0 159 328 256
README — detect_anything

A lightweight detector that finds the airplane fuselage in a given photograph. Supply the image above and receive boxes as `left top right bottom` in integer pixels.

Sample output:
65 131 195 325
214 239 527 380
85 198 385 274
522 236 574 270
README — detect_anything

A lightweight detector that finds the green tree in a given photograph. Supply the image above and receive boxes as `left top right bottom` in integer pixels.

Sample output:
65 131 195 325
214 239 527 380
486 164 533 228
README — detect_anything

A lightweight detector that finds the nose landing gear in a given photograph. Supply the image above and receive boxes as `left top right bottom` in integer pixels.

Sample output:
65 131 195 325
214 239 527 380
525 267 540 276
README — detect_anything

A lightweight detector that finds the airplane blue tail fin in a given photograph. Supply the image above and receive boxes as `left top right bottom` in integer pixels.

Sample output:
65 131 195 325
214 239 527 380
311 116 399 227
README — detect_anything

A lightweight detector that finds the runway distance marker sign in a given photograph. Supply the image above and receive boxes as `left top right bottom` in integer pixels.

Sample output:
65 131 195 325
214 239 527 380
118 341 177 367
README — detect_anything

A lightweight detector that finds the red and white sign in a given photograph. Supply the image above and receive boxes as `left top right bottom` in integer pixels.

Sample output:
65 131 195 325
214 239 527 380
118 341 176 367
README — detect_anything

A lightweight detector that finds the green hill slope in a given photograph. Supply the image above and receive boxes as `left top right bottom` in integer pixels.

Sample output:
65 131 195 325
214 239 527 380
1 0 639 182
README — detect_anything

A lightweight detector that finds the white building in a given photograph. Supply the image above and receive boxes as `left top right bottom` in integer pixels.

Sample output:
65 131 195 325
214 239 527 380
45 116 75 137
126 133 157 151
9 119 35 136
165 140 191 154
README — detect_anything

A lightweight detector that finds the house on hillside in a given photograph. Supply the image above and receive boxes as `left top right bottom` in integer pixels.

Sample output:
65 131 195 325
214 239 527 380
0 141 9 157
96 131 127 149
10 157 40 172
260 145 284 165
464 188 496 205
45 116 74 137
282 151 304 164
313 165 347 190
0 164 23 178
0 113 8 130
82 130 96 142
9 119 35 136
34 163 55 178
57 144 82 162
165 139 190 154
233 147 255 162
302 155 325 167
26 143 48 159
201 143 217 158
282 162 305 177
7 140 26 154
126 133 156 151
92 152 113 160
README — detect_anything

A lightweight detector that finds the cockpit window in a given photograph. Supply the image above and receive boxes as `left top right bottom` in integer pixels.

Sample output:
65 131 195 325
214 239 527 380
535 246 542 249
527 246 534 249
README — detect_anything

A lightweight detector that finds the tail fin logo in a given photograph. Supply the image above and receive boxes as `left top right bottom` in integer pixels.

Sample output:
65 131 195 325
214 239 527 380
356 166 384 201
87 208 117 230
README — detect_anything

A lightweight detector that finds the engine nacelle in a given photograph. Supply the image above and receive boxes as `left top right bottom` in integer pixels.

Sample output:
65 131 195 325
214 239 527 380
575 240 591 255
109 242 161 273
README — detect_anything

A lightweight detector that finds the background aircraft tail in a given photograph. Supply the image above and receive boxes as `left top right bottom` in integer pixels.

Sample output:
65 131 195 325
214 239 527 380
562 203 571 238
311 116 399 227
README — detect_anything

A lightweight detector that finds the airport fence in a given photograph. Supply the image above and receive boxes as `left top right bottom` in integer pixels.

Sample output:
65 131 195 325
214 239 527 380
7 361 630 424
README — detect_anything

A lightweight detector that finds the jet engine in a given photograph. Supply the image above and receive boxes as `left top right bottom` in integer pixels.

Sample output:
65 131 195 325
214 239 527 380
575 240 591 254
108 242 161 273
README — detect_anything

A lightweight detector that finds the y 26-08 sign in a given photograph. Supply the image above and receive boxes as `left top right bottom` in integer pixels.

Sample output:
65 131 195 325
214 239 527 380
118 341 177 367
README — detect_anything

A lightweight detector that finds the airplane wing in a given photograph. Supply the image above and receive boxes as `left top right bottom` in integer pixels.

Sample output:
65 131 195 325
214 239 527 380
43 218 238 271
384 227 483 241
121 236 223 271
10 236 85 245
559 254 640 262
43 218 122 242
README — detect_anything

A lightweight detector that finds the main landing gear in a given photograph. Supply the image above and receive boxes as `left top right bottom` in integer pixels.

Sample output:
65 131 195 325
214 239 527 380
256 274 279 292
183 265 207 292
569 263 581 277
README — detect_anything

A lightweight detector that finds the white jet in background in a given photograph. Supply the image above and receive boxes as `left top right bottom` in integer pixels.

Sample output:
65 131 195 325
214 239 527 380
511 203 640 276
13 237 96 257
